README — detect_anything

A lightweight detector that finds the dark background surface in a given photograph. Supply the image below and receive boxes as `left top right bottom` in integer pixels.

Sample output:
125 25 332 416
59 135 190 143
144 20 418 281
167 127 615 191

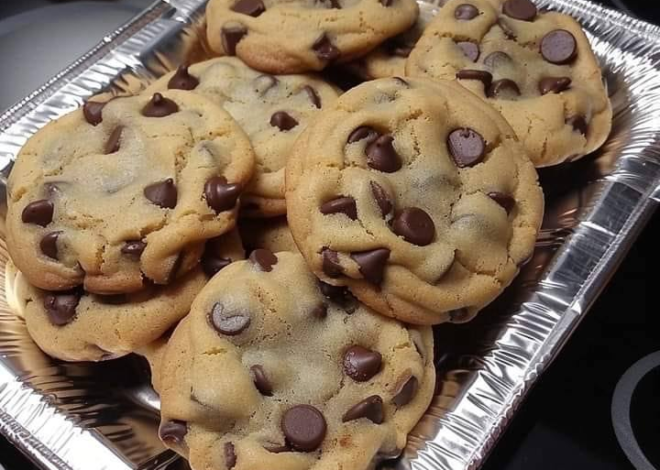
0 1 658 469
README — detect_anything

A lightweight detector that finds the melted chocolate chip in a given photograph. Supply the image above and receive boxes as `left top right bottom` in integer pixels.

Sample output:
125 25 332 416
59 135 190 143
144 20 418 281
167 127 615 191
104 126 123 154
231 0 265 16
351 249 390 285
344 346 382 381
142 93 179 117
168 65 199 90
455 4 479 20
83 101 106 126
487 79 521 99
538 76 572 95
322 249 343 278
251 365 273 395
22 200 54 226
311 303 328 319
209 302 251 336
225 442 237 469
205 176 241 213
281 405 327 452
567 116 588 136
249 249 278 272
270 111 299 131
483 51 512 69
456 42 480 62
540 29 577 65
144 179 177 209
392 207 435 246
366 135 402 173
488 192 515 214
44 291 80 326
320 196 357 220
159 420 187 445
393 376 418 407
348 126 379 144
456 69 492 88
502 0 537 21
40 231 61 260
370 182 392 218
222 24 248 55
122 240 146 257
313 34 340 62
447 128 486 167
302 85 322 109
342 395 384 424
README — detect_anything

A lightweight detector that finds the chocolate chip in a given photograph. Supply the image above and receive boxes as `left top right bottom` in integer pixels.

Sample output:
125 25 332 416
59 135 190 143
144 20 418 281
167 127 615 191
250 365 273 395
224 442 237 469
318 281 357 313
366 135 402 173
456 42 480 62
44 291 80 326
326 0 342 8
348 126 379 144
488 192 515 214
320 196 357 220
281 405 327 452
343 345 382 382
393 376 418 407
541 29 577 64
142 93 179 117
249 249 278 272
351 249 390 285
83 101 105 126
144 179 177 209
567 116 588 136
498 18 517 39
205 176 241 213
104 126 123 154
209 302 251 336
342 395 384 424
159 420 187 445
264 443 291 453
538 76 572 95
370 182 392 218
167 65 199 90
303 85 322 109
502 0 537 21
392 207 435 246
313 34 340 62
379 0 393 6
222 24 247 55
122 240 146 257
40 231 61 259
455 4 479 20
231 0 265 16
22 200 54 226
322 249 343 277
270 111 298 131
483 51 512 69
447 128 486 167
487 79 521 99
311 303 328 319
166 252 184 284
456 69 492 88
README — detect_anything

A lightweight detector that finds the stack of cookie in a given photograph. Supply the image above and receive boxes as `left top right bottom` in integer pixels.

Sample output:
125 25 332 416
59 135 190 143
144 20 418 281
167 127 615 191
3 0 611 468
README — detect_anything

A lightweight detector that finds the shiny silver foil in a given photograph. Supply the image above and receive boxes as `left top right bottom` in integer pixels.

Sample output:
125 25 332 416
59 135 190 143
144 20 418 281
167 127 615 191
1 0 659 469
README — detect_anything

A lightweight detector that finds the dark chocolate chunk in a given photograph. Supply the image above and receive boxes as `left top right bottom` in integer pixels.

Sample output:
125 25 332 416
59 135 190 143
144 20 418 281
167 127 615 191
487 79 521 99
104 126 123 154
270 111 299 131
456 42 480 62
343 345 382 382
348 126 379 144
342 395 384 424
204 176 241 213
167 65 199 90
567 116 588 136
44 291 80 326
281 405 327 452
322 249 343 278
225 442 237 469
455 4 479 20
22 200 54 227
222 24 248 55
456 69 492 88
303 85 322 109
249 249 278 272
392 207 435 246
251 365 273 395
502 0 537 21
488 192 515 214
366 135 402 173
83 101 106 126
483 51 512 69
320 196 357 220
538 76 572 95
540 29 577 65
393 376 418 407
447 128 486 167
142 93 179 117
313 34 341 62
231 0 265 16
209 302 251 336
351 249 390 285
159 420 187 445
122 240 146 257
370 181 392 218
40 231 61 260
144 179 177 209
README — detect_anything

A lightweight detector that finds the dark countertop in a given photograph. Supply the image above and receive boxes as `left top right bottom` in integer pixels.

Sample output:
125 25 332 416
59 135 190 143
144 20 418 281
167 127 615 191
0 1 658 470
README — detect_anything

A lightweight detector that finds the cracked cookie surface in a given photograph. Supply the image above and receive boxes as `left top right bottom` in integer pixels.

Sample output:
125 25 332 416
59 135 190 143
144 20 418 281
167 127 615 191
286 77 543 325
146 58 339 217
206 0 419 74
406 0 612 167
156 251 434 470
6 90 255 294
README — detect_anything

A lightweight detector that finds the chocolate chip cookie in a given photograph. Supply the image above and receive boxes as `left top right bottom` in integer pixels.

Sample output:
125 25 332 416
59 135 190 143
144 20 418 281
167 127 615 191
146 58 340 217
406 0 612 167
156 251 435 470
239 217 299 253
22 269 206 362
206 0 420 74
286 77 544 325
5 90 255 294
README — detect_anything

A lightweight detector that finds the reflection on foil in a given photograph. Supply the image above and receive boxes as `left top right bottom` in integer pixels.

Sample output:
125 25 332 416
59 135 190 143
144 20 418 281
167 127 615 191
2 0 660 469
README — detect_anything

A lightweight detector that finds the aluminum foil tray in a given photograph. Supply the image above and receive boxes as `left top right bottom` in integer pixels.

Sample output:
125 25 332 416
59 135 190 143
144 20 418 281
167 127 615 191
1 0 659 469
